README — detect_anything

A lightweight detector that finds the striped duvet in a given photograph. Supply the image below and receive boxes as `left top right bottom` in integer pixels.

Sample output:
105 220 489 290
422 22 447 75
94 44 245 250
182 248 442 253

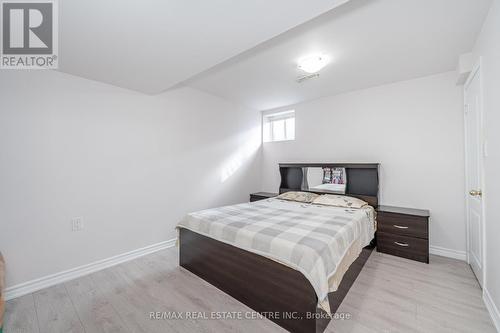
177 198 375 313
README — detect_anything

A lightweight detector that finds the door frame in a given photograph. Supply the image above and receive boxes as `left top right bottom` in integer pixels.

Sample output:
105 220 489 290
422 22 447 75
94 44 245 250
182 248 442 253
463 57 486 288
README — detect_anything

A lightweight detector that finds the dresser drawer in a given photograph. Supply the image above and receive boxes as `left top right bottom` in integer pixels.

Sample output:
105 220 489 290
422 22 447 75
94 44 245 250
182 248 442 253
377 232 429 263
377 212 428 239
249 192 277 202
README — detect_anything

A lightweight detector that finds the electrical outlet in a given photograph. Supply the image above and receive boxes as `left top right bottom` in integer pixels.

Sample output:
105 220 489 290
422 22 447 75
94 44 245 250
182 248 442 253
71 217 84 231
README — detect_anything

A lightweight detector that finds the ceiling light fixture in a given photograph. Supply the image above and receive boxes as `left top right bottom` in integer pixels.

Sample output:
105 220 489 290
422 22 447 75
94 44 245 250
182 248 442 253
297 54 329 74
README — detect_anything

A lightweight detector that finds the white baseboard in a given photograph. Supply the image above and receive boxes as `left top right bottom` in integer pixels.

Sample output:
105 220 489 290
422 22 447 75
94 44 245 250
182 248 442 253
484 288 500 332
4 238 176 301
429 245 467 261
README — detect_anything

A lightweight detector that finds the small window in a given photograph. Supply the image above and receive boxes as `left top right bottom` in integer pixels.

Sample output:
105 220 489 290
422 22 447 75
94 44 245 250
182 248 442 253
263 110 295 142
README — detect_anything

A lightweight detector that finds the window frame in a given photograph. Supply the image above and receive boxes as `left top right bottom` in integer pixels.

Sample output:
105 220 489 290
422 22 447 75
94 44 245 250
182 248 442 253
262 110 295 143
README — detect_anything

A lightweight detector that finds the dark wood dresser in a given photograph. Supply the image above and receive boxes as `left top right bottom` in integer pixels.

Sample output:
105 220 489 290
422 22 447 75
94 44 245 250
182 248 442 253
376 205 430 263
249 192 278 202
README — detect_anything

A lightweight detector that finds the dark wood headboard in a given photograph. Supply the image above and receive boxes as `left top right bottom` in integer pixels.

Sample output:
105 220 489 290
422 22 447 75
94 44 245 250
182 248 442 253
279 163 380 207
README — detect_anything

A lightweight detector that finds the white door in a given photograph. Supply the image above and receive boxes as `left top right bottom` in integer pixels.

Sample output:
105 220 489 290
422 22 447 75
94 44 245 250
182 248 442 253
464 64 484 287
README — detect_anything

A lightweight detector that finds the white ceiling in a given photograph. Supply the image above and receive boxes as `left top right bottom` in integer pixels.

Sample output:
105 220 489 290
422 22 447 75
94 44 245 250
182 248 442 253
187 0 492 110
58 0 349 94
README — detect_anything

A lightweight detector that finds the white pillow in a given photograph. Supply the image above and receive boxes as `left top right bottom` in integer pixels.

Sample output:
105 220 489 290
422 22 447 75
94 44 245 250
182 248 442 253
312 194 368 209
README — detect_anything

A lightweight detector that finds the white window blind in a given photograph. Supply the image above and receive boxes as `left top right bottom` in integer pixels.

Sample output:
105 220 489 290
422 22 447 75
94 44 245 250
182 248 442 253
263 110 295 142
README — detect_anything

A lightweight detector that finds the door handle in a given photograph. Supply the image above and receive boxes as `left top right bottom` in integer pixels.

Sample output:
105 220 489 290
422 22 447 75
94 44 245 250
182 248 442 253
469 190 482 197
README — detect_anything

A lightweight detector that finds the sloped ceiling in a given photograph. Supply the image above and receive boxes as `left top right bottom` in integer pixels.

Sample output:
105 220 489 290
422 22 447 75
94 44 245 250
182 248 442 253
58 0 349 94
186 0 492 110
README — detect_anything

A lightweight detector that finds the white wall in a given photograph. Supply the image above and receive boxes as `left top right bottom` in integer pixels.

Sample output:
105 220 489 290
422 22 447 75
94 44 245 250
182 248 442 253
472 0 500 327
261 71 466 254
0 71 261 288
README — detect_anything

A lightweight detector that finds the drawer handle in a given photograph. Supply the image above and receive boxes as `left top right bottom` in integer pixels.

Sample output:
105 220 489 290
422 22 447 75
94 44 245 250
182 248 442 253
393 225 409 229
394 241 409 247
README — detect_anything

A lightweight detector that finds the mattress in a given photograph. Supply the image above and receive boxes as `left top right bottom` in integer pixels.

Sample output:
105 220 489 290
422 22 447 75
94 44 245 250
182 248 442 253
177 198 375 313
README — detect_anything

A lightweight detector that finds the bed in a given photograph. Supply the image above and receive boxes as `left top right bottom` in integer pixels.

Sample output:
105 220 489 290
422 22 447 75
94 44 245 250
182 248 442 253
178 163 379 333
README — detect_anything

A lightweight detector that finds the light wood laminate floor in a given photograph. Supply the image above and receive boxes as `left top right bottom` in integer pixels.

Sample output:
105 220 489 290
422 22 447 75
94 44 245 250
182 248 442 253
4 248 496 333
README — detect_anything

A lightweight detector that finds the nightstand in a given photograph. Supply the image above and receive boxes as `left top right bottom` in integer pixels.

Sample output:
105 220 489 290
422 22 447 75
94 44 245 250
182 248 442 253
249 192 278 202
376 205 430 263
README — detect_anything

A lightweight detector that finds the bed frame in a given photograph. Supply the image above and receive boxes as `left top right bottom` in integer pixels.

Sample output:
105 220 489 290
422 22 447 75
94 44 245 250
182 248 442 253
279 163 379 207
180 163 379 333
